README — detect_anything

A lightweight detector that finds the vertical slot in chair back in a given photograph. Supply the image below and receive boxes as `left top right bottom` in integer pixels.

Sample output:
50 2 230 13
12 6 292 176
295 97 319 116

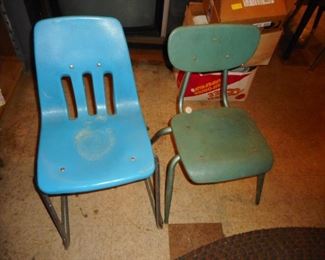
167 24 260 72
34 17 138 120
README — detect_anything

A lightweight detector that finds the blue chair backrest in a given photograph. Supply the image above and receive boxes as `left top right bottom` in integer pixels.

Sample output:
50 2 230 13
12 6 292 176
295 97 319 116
167 24 260 73
34 17 139 121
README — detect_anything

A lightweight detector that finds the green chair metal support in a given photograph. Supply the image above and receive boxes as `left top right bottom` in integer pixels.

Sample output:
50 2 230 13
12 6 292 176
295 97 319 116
152 24 273 223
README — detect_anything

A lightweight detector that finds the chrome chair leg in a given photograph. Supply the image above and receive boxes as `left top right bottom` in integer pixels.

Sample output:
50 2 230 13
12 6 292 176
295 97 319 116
40 193 70 249
164 154 181 224
256 173 265 205
60 196 70 248
153 155 163 228
145 155 163 228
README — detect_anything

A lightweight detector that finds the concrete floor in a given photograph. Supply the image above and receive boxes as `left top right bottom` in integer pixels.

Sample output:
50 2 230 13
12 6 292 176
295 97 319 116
0 40 325 259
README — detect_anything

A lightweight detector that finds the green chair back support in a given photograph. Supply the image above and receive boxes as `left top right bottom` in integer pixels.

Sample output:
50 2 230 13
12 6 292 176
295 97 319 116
151 24 273 224
168 24 260 111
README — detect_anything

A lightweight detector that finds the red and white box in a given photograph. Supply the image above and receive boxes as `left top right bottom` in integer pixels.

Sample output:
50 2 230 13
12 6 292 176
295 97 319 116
176 67 257 101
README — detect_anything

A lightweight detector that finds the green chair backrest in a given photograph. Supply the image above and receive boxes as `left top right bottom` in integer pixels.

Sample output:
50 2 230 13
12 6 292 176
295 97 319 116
167 24 260 73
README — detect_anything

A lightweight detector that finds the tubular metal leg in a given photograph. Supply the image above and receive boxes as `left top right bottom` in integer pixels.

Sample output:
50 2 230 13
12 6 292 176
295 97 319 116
283 0 304 29
312 6 324 31
309 47 325 71
164 155 181 224
282 1 318 59
154 155 163 228
145 155 163 228
40 193 70 249
61 196 70 249
151 127 172 144
145 179 155 214
256 174 265 205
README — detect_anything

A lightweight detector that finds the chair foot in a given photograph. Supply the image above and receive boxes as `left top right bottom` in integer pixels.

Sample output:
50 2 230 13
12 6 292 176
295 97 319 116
255 173 266 205
39 193 70 249
164 155 181 224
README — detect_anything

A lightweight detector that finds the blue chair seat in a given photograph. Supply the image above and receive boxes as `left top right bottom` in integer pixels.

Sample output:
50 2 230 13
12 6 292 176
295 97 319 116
38 113 154 195
171 108 273 183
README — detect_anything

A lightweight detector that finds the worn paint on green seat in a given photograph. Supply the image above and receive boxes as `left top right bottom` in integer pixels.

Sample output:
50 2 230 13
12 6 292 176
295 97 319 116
168 24 260 73
171 108 273 183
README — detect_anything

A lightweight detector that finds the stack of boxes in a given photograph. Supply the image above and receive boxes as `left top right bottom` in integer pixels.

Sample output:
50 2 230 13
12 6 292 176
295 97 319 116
177 0 287 101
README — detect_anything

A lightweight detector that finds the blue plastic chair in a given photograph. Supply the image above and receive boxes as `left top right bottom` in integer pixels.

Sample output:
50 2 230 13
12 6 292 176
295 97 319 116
152 24 274 223
34 16 162 249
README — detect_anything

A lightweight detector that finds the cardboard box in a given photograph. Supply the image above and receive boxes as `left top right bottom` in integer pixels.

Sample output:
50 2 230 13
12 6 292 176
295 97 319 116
184 2 282 66
245 29 282 66
176 67 258 101
183 2 208 26
202 0 287 28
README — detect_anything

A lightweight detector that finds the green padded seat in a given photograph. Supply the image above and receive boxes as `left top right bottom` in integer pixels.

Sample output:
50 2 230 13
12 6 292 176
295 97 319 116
171 108 273 183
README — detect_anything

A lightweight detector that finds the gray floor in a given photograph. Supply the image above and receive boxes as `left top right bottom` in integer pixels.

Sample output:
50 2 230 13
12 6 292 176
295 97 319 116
0 40 325 259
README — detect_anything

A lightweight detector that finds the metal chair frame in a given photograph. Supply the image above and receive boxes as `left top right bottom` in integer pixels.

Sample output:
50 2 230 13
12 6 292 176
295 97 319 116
38 156 162 249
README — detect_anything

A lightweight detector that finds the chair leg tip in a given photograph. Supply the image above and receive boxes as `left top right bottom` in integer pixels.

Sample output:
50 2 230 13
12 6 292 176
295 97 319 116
156 217 164 229
63 241 70 250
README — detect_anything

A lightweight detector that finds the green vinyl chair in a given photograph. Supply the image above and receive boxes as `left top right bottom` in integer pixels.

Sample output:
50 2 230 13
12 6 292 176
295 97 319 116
152 24 274 223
